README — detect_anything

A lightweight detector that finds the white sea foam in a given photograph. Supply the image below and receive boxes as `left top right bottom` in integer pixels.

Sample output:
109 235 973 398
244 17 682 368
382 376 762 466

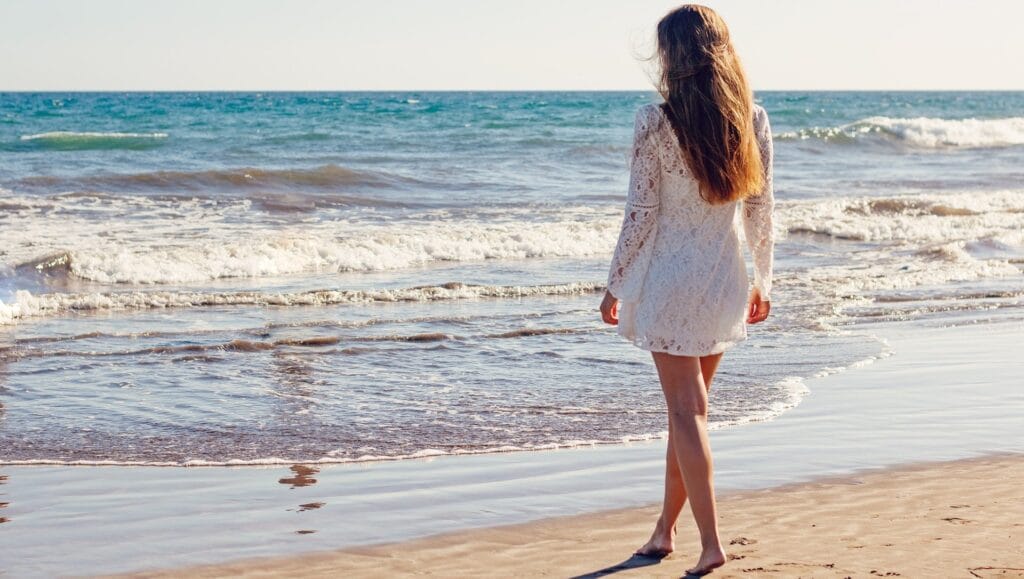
780 190 1024 243
778 116 1024 149
780 190 1024 299
6 189 1023 287
66 218 620 284
0 193 622 285
713 376 812 430
0 282 605 325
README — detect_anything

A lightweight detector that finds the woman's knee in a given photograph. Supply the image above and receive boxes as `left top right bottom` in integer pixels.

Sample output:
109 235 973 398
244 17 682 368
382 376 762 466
666 392 709 417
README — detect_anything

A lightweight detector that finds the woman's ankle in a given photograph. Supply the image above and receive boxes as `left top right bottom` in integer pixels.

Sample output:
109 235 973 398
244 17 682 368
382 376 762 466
655 515 677 538
699 532 722 551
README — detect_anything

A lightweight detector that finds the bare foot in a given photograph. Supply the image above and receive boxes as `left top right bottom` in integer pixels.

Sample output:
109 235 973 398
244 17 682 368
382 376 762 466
634 518 675 558
684 544 726 576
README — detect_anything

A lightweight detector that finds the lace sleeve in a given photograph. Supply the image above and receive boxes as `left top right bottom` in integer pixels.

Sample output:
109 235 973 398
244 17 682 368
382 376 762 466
742 106 775 301
607 105 661 302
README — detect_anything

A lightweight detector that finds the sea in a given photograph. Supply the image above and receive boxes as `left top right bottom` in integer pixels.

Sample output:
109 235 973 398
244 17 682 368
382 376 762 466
1 91 1022 467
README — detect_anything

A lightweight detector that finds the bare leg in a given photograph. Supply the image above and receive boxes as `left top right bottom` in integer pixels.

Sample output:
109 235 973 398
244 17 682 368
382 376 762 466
652 352 726 575
635 434 685 556
637 354 723 557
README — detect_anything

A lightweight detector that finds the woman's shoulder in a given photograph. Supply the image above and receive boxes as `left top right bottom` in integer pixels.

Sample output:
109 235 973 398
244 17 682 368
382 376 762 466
638 102 664 116
634 103 667 133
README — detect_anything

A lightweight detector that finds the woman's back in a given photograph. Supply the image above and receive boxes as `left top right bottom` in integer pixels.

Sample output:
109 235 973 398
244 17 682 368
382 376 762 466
607 102 774 355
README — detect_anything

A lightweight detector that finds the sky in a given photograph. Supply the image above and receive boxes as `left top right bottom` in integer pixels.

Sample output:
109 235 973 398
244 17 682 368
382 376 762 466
1 0 1022 91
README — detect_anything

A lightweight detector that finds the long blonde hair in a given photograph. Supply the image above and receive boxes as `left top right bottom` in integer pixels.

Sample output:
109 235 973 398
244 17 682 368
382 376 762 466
656 4 763 204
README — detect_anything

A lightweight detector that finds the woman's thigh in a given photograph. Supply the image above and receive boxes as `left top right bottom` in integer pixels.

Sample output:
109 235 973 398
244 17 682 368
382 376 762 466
652 352 708 414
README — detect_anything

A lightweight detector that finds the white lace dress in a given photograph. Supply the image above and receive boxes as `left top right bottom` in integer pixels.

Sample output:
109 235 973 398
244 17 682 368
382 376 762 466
607 103 775 356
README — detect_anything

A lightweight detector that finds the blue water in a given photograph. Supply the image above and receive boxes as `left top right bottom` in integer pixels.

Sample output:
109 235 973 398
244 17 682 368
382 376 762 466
0 91 1023 466
3 91 1023 199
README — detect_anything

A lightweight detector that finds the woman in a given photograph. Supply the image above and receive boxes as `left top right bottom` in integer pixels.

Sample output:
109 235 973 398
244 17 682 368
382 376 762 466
599 4 774 576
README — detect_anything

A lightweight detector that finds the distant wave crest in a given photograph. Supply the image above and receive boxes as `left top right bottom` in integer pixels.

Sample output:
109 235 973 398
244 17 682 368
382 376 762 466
777 116 1024 149
18 131 169 150
15 164 422 195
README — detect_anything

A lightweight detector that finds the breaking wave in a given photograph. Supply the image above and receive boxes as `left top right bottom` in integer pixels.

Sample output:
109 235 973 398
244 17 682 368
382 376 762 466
782 189 1024 244
777 116 1024 149
9 213 620 284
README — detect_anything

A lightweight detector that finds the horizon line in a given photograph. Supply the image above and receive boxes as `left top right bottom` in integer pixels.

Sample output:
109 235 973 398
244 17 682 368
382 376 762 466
2 88 1023 93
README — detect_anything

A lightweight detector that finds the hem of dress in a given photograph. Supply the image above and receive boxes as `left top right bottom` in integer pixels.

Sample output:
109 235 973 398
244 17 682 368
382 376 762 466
620 334 745 357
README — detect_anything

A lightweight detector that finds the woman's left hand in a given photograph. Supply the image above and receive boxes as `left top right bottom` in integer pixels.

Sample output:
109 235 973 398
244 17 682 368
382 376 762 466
746 287 771 324
600 291 620 325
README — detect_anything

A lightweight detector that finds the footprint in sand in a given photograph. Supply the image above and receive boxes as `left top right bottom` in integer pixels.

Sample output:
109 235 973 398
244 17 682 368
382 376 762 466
729 537 757 546
967 567 1024 578
941 516 975 524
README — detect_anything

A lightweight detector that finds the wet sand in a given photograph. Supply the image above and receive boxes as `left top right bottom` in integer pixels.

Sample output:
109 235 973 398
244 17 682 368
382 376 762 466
129 453 1024 578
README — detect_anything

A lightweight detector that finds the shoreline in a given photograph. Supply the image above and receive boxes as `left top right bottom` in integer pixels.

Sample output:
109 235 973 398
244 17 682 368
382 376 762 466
126 453 1024 578
3 311 1023 576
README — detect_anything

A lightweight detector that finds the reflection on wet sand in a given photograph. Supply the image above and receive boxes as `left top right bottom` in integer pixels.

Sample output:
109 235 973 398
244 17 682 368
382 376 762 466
278 465 319 488
278 465 322 536
0 473 8 524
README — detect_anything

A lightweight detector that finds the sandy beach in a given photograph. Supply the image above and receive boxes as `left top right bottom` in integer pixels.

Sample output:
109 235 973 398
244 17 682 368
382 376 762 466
129 453 1024 578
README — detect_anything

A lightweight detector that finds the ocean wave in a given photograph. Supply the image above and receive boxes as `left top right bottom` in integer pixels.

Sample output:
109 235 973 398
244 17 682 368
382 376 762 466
782 190 1024 244
41 189 1019 286
3 190 1022 326
10 326 599 358
16 131 169 151
781 191 1024 304
777 116 1024 149
0 281 605 325
11 213 620 284
15 163 418 194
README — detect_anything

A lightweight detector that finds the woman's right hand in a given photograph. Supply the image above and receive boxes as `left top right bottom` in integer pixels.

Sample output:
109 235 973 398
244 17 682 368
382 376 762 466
600 291 620 325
